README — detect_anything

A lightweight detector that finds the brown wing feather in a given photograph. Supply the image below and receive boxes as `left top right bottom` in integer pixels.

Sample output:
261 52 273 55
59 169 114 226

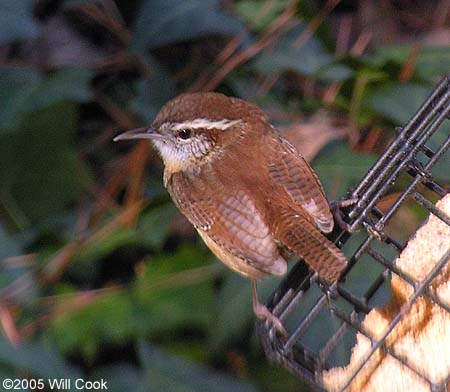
166 171 214 231
167 172 286 276
268 136 334 233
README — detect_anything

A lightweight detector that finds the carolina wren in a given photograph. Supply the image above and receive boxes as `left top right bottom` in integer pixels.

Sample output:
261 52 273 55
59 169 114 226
114 92 347 334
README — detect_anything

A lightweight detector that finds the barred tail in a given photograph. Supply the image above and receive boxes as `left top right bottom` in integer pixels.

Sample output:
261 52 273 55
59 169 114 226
276 214 347 282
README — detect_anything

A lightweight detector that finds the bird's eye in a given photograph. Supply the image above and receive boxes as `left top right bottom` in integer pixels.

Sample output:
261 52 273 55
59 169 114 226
177 129 192 140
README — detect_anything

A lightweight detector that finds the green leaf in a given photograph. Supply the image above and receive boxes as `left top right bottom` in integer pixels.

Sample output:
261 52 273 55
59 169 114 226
134 246 217 334
209 273 252 349
135 282 215 336
132 0 245 51
313 141 376 199
253 25 351 80
0 68 92 134
251 361 298 392
0 337 82 380
414 46 450 80
0 103 92 224
49 246 217 357
235 0 289 31
364 45 412 68
366 82 449 182
92 364 142 392
365 82 432 124
0 224 37 304
316 62 353 82
49 291 136 359
0 224 22 260
25 68 93 113
76 227 139 265
137 203 178 250
138 341 260 392
138 244 215 279
0 0 39 43
62 0 92 6
131 57 176 123
366 45 450 81
0 69 42 132
209 272 285 349
426 122 450 183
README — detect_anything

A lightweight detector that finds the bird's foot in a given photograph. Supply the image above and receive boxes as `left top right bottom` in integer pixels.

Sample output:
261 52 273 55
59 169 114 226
330 197 359 233
253 302 287 337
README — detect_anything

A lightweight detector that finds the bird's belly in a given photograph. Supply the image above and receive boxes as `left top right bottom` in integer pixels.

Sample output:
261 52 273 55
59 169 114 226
196 229 270 280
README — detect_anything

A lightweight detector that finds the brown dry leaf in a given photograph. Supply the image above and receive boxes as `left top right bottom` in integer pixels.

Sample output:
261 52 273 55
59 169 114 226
0 305 21 345
279 110 349 162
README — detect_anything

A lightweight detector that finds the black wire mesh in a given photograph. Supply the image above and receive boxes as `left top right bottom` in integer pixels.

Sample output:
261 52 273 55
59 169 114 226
257 75 450 391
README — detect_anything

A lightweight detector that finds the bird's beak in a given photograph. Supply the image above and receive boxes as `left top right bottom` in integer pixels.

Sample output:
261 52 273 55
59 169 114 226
113 126 160 141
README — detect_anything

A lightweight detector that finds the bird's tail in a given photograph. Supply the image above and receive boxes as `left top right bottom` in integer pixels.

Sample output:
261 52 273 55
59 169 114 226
275 213 347 282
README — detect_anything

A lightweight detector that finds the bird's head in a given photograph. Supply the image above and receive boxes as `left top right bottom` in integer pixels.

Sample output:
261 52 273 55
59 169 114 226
114 92 269 172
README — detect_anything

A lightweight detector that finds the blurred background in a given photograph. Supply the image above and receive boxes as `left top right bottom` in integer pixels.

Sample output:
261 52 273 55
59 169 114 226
0 0 449 391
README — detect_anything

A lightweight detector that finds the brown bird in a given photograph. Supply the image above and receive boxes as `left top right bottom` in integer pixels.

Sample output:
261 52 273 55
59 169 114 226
114 92 347 334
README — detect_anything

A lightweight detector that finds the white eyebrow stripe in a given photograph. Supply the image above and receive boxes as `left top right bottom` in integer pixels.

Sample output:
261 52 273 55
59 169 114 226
169 118 241 131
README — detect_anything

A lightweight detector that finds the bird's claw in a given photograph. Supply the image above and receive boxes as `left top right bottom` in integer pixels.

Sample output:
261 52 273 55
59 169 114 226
330 197 359 233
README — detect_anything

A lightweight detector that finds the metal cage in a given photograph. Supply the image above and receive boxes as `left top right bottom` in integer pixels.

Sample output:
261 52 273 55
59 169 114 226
257 75 450 391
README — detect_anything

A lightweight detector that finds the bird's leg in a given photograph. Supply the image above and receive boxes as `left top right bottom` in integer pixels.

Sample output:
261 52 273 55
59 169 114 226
251 279 287 336
329 198 359 233
317 278 339 306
